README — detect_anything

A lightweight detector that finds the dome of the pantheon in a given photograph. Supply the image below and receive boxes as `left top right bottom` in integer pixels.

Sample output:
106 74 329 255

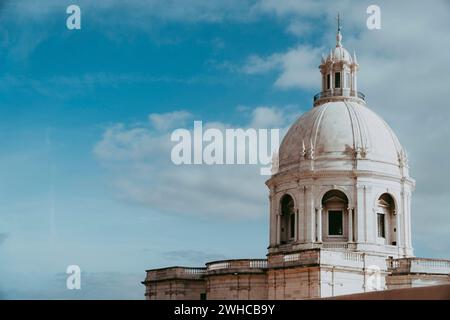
278 100 406 174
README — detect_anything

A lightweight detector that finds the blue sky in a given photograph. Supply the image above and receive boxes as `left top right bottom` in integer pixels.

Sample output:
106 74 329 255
1 0 449 299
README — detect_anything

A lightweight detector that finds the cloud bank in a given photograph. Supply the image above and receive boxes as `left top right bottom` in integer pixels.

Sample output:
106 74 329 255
94 106 298 220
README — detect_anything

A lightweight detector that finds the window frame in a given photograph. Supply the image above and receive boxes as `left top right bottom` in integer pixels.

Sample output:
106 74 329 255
328 210 344 236
289 213 295 239
280 194 295 243
377 212 386 238
334 72 341 89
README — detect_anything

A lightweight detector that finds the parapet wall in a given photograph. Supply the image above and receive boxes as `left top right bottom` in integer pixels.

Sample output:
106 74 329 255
143 253 450 300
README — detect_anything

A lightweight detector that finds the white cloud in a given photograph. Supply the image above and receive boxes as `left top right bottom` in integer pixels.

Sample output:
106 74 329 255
273 46 322 89
256 0 366 38
257 0 323 18
94 106 298 219
93 124 171 162
286 20 313 37
250 107 285 128
242 55 281 75
149 110 193 132
243 45 322 90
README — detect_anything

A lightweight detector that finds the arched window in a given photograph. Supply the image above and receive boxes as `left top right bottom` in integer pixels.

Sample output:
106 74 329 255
280 194 295 244
334 72 341 88
377 194 397 245
321 190 349 241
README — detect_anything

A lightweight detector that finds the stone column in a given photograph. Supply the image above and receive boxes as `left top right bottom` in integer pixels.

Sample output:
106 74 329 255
348 207 353 243
330 70 334 95
395 209 400 246
294 209 298 240
317 206 323 243
355 185 366 243
322 72 326 92
269 191 276 247
306 186 316 244
352 70 358 94
276 213 281 245
401 189 408 248
342 70 346 89
406 192 412 248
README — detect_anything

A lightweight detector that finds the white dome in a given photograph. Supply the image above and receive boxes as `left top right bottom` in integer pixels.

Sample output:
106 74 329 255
327 46 352 63
278 101 406 174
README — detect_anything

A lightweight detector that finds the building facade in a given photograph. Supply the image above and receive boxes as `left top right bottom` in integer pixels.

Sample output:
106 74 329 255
143 24 450 300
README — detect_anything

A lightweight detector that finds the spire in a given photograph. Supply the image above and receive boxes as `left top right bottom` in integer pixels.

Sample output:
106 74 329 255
315 16 365 106
336 13 342 47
